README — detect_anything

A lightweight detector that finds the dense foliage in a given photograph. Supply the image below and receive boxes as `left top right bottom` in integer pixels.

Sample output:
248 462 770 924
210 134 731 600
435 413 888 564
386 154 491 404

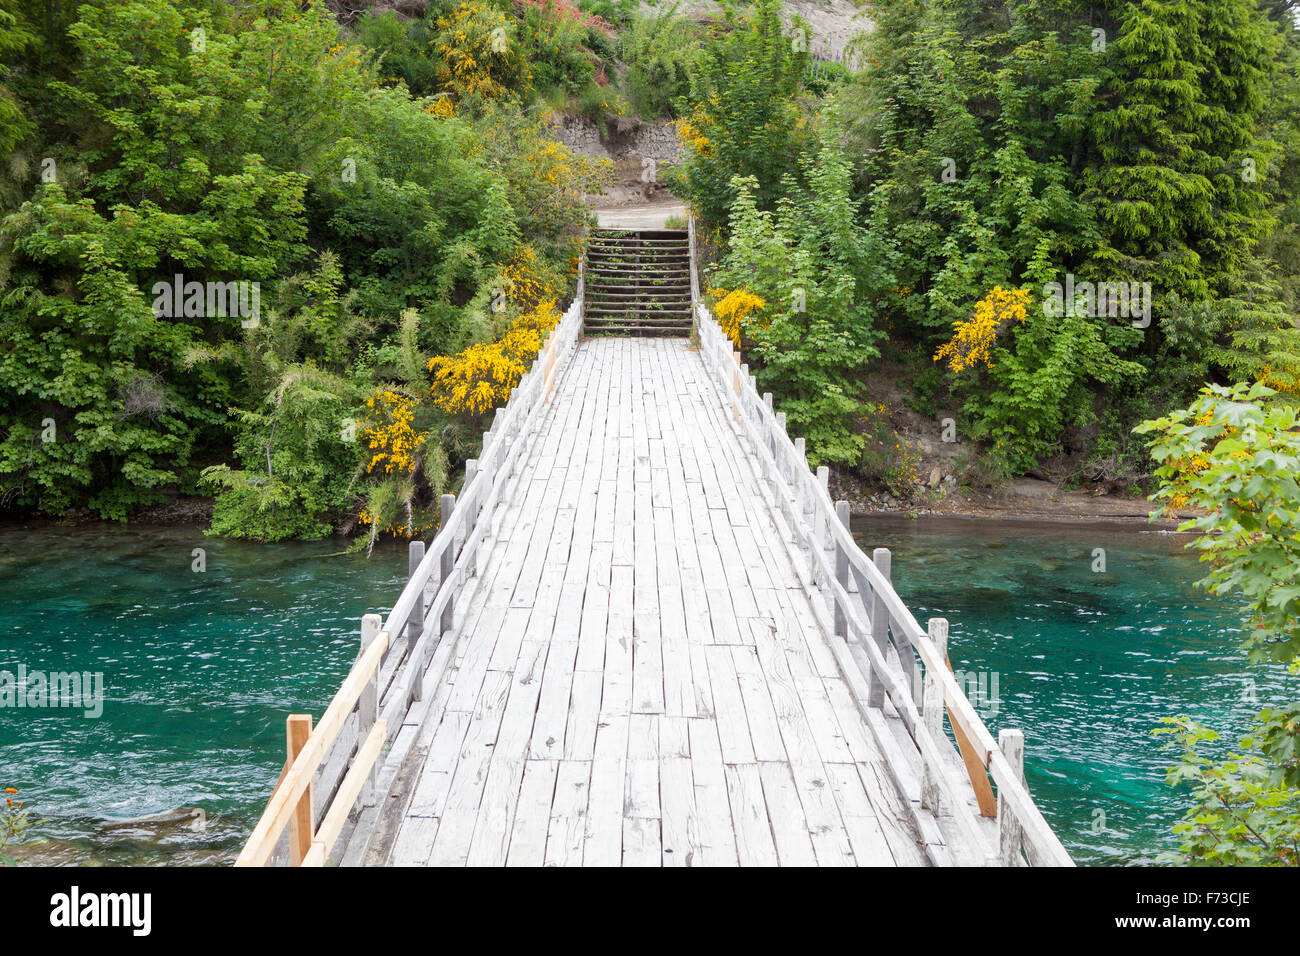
676 0 1300 479
0 0 610 538
1139 383 1300 864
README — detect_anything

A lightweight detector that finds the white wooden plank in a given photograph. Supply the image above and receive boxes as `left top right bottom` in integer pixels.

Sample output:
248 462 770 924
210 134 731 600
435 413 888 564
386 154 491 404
687 718 738 866
546 760 591 867
723 764 779 866
506 759 560 867
757 762 817 866
703 644 755 764
584 715 628 866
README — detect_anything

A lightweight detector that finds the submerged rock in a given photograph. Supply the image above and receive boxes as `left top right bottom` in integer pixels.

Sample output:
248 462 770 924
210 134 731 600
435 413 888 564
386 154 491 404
98 806 208 834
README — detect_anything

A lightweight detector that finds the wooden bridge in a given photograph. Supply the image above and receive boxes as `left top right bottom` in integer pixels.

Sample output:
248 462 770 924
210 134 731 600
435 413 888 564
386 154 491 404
236 220 1073 868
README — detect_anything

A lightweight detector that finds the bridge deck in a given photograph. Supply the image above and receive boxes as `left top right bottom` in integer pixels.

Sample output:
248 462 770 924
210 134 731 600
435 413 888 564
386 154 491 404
384 337 928 866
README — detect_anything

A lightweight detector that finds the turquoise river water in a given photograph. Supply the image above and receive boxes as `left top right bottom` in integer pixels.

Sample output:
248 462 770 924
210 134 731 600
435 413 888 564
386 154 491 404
855 515 1294 866
0 524 405 865
0 518 1290 865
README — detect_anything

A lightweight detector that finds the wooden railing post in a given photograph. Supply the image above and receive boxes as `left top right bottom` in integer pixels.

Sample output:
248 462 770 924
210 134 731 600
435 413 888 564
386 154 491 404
811 466 830 584
833 501 850 638
868 547 892 709
498 408 514 477
359 613 382 806
440 493 456 636
920 617 949 811
774 411 787 485
760 389 771 447
793 437 806 527
286 714 313 866
463 459 479 577
998 728 1026 866
407 540 425 643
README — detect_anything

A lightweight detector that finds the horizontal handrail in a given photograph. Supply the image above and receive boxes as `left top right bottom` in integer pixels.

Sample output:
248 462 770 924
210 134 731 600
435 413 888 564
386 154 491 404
690 239 1071 867
377 275 585 714
241 268 586 867
300 718 387 867
235 629 389 866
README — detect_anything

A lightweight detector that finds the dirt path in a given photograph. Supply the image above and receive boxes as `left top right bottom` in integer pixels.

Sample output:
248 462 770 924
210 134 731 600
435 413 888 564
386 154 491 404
592 200 687 229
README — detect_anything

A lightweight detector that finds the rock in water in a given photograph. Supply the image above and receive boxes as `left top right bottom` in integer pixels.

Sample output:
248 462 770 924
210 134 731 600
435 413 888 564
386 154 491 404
99 806 207 833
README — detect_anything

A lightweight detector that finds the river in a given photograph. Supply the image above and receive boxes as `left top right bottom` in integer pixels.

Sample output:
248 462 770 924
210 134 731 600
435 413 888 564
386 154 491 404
0 517 1288 865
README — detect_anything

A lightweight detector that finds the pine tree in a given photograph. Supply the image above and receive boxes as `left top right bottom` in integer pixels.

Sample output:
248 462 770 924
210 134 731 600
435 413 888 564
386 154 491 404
1088 0 1280 308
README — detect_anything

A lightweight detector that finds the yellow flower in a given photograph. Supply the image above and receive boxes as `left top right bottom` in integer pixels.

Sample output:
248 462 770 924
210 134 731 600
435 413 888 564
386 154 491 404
934 286 1032 373
428 298 563 418
711 288 766 349
361 391 426 477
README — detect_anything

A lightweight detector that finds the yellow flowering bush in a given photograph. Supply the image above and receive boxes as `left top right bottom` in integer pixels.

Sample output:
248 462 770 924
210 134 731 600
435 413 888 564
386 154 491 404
357 390 444 546
675 112 711 157
362 389 426 476
1259 362 1300 397
501 244 556 313
710 287 766 349
425 95 456 118
934 286 1033 373
434 1 531 103
427 299 562 418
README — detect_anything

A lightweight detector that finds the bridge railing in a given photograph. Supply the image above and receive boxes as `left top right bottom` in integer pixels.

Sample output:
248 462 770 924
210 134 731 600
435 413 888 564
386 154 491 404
689 227 1070 867
238 268 585 866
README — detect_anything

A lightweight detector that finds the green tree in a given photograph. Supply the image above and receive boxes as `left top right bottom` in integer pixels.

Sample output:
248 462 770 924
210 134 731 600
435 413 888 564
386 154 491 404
1138 382 1300 865
674 0 808 229
712 112 887 466
1088 0 1281 319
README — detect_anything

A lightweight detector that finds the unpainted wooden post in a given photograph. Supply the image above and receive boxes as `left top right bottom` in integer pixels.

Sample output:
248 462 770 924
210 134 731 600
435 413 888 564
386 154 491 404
286 713 313 866
440 493 456 636
868 547 892 708
358 614 382 805
997 729 1026 866
833 501 850 638
406 540 425 643
920 617 949 811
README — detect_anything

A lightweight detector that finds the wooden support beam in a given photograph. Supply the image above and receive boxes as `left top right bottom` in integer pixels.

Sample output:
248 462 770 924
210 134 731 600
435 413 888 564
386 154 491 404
359 613 381 802
946 652 998 818
439 493 456 637
286 714 313 866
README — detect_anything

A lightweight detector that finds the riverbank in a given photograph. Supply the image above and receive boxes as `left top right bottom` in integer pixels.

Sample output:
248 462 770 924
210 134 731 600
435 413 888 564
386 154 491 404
830 470 1197 528
8 468 1187 535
